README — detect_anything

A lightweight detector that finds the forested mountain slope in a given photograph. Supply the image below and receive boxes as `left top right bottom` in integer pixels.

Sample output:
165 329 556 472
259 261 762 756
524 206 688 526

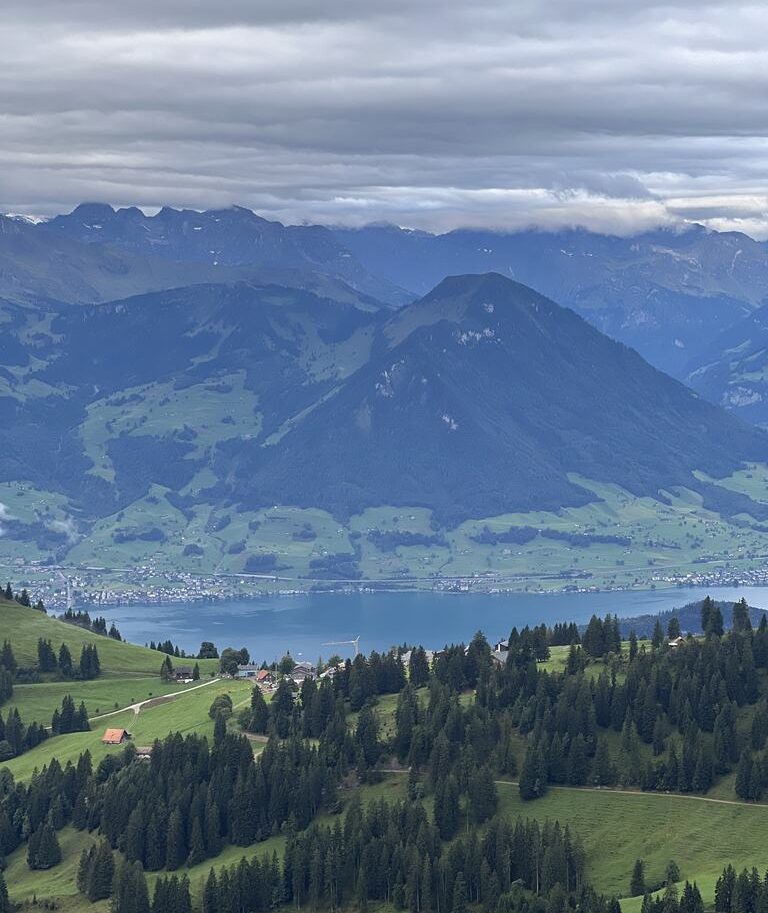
225 273 767 524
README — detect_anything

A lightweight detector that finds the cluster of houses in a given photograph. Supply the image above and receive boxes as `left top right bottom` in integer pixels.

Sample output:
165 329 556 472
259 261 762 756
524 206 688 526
235 659 327 688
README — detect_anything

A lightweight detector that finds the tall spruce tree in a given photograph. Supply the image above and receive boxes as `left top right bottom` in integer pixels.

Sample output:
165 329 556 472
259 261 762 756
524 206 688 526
631 860 647 897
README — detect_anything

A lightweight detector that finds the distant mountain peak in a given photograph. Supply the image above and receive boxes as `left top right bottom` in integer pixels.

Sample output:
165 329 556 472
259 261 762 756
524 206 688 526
68 202 117 221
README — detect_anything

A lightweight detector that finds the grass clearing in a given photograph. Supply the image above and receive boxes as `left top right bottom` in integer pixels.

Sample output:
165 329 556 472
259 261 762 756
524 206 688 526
498 783 768 908
7 675 217 724
3 677 251 780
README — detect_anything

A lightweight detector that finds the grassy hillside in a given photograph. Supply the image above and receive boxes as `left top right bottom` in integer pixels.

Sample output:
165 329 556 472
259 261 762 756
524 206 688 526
499 783 768 910
0 597 209 674
0 598 220 727
2 676 251 781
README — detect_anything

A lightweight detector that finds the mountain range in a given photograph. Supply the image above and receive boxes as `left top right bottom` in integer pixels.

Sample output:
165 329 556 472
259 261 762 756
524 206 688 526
2 203 768 583
332 222 768 377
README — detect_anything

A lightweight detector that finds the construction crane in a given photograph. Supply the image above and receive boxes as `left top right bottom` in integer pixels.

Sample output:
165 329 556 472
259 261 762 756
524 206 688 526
321 636 361 657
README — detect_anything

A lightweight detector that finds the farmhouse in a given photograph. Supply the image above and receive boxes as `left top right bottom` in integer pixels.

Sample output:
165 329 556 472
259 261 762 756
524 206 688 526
236 663 261 679
102 728 131 745
174 666 194 682
668 635 685 649
256 669 275 685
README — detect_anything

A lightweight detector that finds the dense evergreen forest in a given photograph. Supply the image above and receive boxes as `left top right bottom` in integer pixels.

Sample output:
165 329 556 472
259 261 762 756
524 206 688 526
2 595 767 912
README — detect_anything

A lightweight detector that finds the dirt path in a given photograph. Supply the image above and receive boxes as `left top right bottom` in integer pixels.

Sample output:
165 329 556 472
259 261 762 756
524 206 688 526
88 677 221 722
494 779 768 809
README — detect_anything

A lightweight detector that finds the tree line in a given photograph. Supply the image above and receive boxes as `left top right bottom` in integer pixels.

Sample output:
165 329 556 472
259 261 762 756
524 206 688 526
37 638 101 680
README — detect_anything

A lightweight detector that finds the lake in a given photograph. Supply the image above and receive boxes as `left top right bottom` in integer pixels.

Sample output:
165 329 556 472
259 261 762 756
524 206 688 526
95 585 768 664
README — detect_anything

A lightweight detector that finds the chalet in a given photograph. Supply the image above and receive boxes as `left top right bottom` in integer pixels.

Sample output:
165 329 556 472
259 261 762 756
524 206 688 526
668 635 685 649
256 669 275 685
135 746 153 760
291 661 317 683
102 728 131 745
494 639 509 653
174 666 194 682
236 663 261 679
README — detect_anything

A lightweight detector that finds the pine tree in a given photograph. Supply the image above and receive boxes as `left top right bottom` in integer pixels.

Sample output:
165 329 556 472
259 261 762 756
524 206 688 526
468 765 498 823
715 865 735 913
629 630 639 662
519 741 548 800
435 775 460 839
567 734 590 785
0 870 8 913
452 872 468 913
680 882 703 913
247 687 269 733
165 807 186 870
77 845 94 894
186 814 206 867
735 749 753 801
213 711 227 746
0 641 16 674
707 605 725 638
27 820 62 870
592 737 616 786
88 840 114 901
408 647 430 687
631 859 647 896
58 642 73 678
732 599 752 635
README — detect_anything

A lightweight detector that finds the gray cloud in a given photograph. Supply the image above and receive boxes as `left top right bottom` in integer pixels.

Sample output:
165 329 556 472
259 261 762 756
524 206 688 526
1 1 767 235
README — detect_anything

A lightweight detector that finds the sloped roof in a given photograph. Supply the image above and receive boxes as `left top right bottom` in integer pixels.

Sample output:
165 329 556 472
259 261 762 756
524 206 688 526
102 728 128 743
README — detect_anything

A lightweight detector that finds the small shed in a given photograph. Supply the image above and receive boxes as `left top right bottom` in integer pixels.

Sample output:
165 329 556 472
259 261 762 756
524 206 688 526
102 728 131 745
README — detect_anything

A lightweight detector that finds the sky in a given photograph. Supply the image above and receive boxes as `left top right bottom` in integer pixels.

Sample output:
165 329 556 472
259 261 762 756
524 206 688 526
1 0 768 236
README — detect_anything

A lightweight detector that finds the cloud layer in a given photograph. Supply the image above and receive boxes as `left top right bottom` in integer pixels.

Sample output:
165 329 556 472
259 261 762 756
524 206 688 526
2 0 768 235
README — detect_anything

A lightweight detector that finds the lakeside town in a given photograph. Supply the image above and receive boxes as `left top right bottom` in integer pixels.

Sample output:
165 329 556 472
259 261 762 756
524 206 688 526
6 557 768 609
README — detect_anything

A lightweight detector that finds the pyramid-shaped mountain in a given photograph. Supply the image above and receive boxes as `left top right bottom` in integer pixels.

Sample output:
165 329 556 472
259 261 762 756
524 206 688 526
220 273 767 524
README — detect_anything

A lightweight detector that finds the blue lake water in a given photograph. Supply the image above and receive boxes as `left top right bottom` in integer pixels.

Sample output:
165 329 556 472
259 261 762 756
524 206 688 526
96 585 768 664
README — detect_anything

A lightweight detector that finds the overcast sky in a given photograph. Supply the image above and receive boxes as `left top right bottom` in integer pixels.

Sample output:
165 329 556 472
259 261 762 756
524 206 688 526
2 0 768 235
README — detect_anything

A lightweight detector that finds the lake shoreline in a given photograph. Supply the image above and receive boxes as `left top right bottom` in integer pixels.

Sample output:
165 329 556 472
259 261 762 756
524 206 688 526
88 584 768 664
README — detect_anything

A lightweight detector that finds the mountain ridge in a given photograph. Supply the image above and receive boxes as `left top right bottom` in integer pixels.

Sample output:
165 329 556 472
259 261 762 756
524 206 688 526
214 272 768 525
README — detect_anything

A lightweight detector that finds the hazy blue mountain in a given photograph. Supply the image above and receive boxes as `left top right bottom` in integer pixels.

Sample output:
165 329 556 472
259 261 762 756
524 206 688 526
332 223 768 376
0 281 382 515
0 213 235 306
685 303 768 427
44 204 410 306
217 273 767 525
